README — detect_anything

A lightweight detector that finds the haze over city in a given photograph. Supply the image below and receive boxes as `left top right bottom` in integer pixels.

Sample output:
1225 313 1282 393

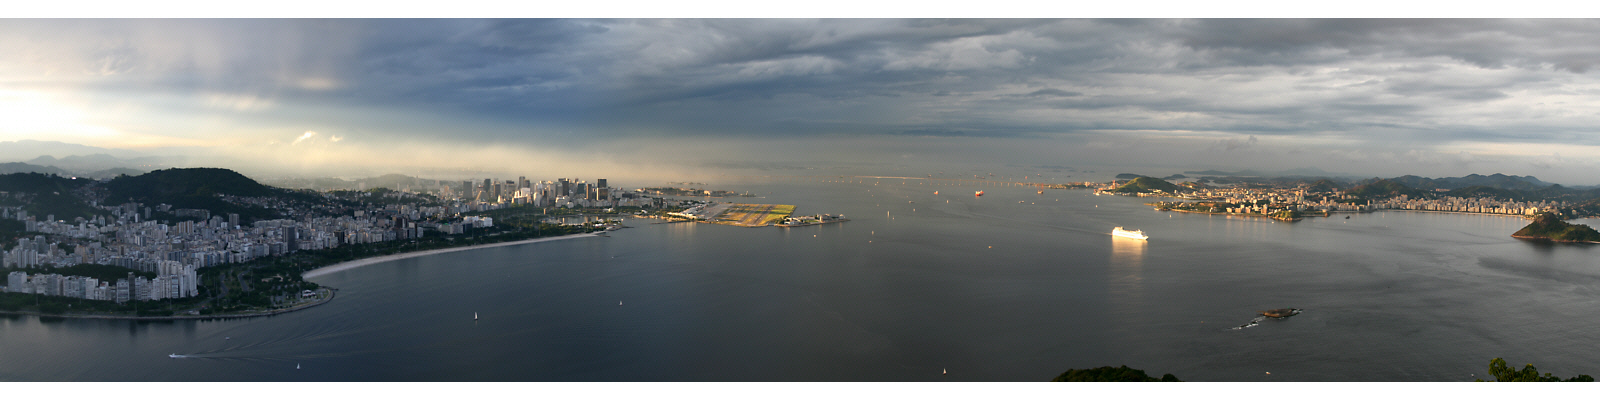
6 17 1600 184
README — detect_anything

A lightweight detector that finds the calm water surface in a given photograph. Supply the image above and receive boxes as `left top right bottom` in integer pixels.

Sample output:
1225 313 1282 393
3 177 1598 381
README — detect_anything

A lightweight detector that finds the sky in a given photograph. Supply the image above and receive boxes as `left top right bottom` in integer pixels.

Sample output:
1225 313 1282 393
7 18 1600 184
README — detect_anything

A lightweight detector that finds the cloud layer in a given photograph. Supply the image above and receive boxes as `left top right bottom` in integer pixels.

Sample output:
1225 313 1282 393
5 19 1600 183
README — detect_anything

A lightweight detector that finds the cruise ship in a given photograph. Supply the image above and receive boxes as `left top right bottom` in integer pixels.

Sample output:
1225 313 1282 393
1111 227 1148 240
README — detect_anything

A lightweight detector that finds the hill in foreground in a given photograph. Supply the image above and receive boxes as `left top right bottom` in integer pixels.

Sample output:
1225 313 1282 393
0 172 102 220
1051 365 1181 382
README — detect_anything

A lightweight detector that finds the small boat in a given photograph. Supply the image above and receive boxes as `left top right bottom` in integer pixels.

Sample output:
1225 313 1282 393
1259 308 1301 318
975 191 984 196
168 354 181 359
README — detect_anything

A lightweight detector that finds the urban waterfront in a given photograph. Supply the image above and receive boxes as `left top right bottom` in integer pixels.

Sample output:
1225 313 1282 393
2 178 1598 381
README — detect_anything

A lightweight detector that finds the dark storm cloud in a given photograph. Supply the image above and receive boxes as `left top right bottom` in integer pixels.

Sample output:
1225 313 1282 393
13 19 1600 160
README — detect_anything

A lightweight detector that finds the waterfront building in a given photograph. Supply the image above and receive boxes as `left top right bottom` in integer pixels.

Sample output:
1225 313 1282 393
6 271 26 293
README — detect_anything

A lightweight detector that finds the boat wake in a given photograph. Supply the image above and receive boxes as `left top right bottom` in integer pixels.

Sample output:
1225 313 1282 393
1231 317 1266 330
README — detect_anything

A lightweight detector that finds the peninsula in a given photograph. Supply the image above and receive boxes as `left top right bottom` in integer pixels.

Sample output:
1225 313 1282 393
1511 212 1600 243
0 168 662 319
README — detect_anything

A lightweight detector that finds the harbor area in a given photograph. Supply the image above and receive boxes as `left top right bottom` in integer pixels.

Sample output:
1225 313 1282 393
667 202 803 227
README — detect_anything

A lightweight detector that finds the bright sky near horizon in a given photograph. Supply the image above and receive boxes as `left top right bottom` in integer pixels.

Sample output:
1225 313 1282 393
8 15 1600 184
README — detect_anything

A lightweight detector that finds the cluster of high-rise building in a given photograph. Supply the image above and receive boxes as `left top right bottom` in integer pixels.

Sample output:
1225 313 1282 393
0 200 465 302
446 177 651 209
1172 187 1575 216
5 265 198 303
0 175 657 303
1368 194 1571 216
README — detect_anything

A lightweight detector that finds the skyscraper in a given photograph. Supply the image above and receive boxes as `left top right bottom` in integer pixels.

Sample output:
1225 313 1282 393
284 226 298 251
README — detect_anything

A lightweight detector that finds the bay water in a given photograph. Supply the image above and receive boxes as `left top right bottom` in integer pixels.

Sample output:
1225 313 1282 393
3 176 1598 381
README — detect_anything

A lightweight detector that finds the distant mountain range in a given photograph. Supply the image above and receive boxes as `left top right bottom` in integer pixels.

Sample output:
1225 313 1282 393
26 153 171 172
0 162 71 175
264 173 442 191
0 161 151 180
1183 167 1341 177
1382 174 1552 191
0 140 177 178
0 140 141 160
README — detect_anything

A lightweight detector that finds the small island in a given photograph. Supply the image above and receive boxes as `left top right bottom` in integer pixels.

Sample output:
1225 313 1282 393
1512 212 1600 243
1102 176 1187 196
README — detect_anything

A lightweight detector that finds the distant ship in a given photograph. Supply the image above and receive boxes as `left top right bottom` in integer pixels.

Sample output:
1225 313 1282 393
1111 227 1148 240
1259 308 1302 318
975 191 984 196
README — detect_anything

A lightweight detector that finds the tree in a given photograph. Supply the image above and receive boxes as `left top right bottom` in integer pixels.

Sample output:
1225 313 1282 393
1479 358 1594 382
1051 365 1181 382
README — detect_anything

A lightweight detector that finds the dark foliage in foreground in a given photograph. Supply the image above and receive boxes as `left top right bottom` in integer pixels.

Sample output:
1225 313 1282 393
1051 365 1181 382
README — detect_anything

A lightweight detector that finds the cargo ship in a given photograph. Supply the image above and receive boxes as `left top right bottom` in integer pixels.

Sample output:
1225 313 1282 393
1111 227 1148 240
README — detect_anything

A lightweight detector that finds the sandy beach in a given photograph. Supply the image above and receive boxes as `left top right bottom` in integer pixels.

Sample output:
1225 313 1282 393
302 233 602 279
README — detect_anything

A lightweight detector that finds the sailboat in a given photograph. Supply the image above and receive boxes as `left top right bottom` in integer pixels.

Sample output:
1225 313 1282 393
296 363 301 370
474 312 478 320
943 368 947 375
619 301 623 306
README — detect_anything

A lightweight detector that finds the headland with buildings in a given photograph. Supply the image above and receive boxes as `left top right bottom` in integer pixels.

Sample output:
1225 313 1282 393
0 170 749 319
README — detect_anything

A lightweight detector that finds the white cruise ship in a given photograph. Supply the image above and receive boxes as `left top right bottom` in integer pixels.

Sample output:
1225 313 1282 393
1111 227 1148 240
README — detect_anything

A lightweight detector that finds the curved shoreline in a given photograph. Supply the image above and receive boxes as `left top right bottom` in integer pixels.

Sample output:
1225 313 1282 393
0 288 335 321
1510 234 1600 244
302 232 602 279
0 233 601 321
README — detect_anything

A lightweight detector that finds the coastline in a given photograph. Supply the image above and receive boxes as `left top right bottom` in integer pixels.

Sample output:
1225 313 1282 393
0 288 335 321
1510 233 1600 243
302 232 602 279
1157 206 1545 221
0 232 601 321
1158 208 1311 221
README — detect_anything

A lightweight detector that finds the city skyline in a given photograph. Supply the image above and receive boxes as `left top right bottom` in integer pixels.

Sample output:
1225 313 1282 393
8 18 1600 184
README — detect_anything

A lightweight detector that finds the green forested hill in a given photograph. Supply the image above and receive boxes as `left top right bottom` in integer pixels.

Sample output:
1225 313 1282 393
0 172 102 220
102 168 282 221
1109 177 1185 194
1512 212 1600 242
